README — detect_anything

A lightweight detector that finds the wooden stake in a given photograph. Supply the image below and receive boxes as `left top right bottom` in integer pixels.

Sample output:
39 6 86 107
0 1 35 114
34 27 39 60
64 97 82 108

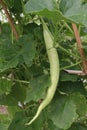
72 23 87 74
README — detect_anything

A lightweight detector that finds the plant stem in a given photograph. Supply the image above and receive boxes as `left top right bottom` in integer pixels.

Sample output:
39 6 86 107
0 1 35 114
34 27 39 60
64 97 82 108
0 0 19 40
64 21 74 34
60 61 81 70
1 77 29 84
72 23 87 74
58 45 81 59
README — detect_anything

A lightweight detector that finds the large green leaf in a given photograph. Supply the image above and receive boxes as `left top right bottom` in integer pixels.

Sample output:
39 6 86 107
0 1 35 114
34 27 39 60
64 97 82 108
24 0 64 21
24 0 56 13
49 95 78 129
0 24 19 72
18 34 36 66
25 75 51 103
60 0 87 26
0 33 36 72
38 9 64 22
0 41 19 72
70 93 87 118
9 111 45 130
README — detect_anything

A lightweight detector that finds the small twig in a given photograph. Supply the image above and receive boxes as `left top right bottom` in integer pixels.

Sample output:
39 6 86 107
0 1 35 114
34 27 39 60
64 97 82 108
72 23 87 74
1 76 30 84
64 69 86 76
60 61 82 71
0 0 19 40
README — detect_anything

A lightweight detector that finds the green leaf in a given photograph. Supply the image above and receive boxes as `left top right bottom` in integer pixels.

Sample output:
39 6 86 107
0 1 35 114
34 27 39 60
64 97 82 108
0 124 7 130
0 114 11 128
59 81 86 96
60 71 78 82
0 83 26 106
10 83 26 102
0 34 36 72
18 34 36 66
24 0 56 13
60 0 87 26
9 111 45 130
8 112 32 130
47 120 61 130
69 123 87 130
60 0 81 14
25 75 51 103
37 9 64 22
0 41 19 72
0 24 11 36
7 105 21 123
24 0 64 22
70 93 87 117
4 0 13 8
28 64 43 78
0 79 13 95
12 0 23 13
0 24 19 72
49 96 78 129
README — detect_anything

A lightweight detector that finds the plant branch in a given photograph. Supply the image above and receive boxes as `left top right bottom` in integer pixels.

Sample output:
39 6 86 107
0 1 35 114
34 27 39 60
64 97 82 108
61 61 82 71
0 0 19 40
1 76 30 84
64 69 86 76
58 44 81 59
72 23 87 74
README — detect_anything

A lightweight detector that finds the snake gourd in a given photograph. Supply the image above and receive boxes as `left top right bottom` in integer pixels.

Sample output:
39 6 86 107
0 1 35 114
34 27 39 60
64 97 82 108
26 20 60 125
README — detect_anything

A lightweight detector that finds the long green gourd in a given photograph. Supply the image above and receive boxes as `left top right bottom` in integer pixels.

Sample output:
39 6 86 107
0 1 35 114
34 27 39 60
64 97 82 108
26 19 60 125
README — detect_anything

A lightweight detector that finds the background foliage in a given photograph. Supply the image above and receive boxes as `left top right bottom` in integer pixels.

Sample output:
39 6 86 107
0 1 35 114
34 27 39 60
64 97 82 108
0 0 87 129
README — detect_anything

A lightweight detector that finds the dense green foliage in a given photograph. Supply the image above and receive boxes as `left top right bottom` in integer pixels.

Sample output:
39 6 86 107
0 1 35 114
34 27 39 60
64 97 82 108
0 0 87 129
